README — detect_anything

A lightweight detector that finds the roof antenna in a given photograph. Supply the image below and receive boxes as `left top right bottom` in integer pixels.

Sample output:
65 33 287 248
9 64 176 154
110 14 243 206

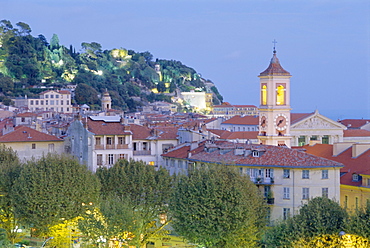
272 39 277 54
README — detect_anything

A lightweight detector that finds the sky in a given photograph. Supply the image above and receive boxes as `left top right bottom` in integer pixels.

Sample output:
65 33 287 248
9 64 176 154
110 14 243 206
1 0 369 120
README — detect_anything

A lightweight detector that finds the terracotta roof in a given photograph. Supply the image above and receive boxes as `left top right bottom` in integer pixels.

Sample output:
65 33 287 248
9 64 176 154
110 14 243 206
344 129 370 137
301 144 370 187
259 52 291 76
16 112 38 117
290 112 314 124
163 141 343 168
220 131 258 140
207 129 231 137
222 115 259 125
0 126 62 142
86 118 131 135
338 119 370 129
40 90 71 95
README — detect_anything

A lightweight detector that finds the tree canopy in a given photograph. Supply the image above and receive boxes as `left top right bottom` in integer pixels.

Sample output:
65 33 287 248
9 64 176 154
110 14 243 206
170 163 267 248
11 154 100 235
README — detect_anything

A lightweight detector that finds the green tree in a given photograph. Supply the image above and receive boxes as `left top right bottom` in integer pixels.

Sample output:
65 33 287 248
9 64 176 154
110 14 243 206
170 163 267 248
0 145 23 244
95 159 173 247
346 201 370 239
11 154 100 236
263 197 348 247
74 82 100 106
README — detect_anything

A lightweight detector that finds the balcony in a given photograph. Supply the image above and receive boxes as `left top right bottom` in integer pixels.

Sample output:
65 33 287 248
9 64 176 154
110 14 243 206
133 150 151 156
106 144 115 149
254 177 274 185
117 144 129 149
95 144 104 150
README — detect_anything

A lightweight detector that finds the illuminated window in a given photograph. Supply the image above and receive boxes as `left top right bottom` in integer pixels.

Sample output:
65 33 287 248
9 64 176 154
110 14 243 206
276 85 285 105
149 161 155 166
261 85 267 105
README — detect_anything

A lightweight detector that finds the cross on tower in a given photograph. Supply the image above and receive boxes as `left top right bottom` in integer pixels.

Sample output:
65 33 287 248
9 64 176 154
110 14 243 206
272 39 277 53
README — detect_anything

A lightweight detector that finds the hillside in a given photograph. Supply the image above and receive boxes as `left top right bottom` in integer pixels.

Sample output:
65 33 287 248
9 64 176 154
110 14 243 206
0 20 223 112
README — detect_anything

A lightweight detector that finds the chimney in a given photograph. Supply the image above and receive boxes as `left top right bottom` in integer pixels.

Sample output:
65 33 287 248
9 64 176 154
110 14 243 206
333 142 354 156
352 143 370 158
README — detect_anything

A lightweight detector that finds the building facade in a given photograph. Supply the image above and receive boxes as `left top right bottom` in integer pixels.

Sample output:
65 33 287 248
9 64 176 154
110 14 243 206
27 90 73 113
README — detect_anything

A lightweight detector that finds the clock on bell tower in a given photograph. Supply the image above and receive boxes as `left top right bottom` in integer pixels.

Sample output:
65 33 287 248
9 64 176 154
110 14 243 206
257 43 292 147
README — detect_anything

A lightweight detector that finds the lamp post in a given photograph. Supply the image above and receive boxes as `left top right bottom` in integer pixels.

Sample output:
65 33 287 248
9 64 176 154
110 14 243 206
41 236 54 248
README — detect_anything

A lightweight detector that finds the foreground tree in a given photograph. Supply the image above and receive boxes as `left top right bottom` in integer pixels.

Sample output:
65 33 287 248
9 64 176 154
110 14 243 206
263 197 348 247
346 201 370 239
93 159 173 247
11 154 100 235
0 146 23 244
170 163 267 248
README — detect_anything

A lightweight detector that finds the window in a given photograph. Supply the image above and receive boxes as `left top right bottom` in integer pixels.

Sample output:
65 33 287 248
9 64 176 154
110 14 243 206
261 85 267 105
35 100 39 105
66 100 70 105
252 151 259 157
45 100 48 105
239 167 243 174
56 94 59 98
45 95 49 98
133 142 137 151
344 195 348 209
322 170 329 179
50 100 54 105
298 136 306 146
310 135 318 141
265 169 274 178
143 142 149 150
352 174 359 181
322 188 329 198
32 143 36 149
302 170 309 179
21 117 25 122
264 186 271 198
107 154 114 165
48 143 54 152
276 85 285 105
119 154 126 160
56 100 58 105
118 137 125 145
41 100 44 105
30 100 34 105
283 208 290 220
302 188 309 199
355 197 359 210
61 100 64 105
322 135 329 144
283 187 290 199
95 137 101 145
106 137 113 145
283 169 290 178
50 94 54 98
97 154 103 166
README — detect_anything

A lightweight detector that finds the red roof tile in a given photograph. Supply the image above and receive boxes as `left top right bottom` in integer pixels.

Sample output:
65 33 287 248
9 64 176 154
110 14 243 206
259 53 291 76
220 131 258 140
163 141 343 168
222 115 259 125
0 126 62 142
338 119 370 128
87 118 131 136
344 129 370 137
301 144 370 187
290 113 314 124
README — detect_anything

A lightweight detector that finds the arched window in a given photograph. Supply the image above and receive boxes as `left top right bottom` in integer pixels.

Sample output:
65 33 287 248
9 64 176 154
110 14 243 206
276 85 285 105
262 85 267 105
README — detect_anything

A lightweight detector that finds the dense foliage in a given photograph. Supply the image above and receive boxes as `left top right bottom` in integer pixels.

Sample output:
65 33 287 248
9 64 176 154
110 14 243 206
11 154 100 235
263 197 349 247
0 20 223 111
170 163 267 248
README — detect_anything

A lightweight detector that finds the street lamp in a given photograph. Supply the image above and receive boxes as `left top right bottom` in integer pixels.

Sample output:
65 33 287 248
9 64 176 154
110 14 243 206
41 237 54 248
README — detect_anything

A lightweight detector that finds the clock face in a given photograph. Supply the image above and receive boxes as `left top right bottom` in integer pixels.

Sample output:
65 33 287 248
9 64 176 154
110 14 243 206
260 116 267 128
274 114 288 131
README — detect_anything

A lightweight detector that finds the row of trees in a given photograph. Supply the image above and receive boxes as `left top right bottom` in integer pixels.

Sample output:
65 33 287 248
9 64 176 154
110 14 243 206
0 20 223 111
0 145 369 247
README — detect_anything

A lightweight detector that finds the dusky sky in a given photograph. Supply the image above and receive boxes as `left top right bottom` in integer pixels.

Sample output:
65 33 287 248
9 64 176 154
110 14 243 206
1 0 369 120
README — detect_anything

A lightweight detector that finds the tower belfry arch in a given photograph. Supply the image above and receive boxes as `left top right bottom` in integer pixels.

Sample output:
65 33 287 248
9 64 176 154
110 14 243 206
257 43 292 147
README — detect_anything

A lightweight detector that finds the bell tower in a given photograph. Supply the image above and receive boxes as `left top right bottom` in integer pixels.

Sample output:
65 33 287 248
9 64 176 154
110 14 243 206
257 44 292 147
101 89 112 112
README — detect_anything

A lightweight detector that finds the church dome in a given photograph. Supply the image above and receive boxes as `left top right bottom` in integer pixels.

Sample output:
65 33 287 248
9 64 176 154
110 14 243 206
259 51 291 76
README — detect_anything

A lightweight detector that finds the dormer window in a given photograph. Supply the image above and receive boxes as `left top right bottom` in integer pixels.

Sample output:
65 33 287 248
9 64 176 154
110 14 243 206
352 174 359 182
252 151 259 157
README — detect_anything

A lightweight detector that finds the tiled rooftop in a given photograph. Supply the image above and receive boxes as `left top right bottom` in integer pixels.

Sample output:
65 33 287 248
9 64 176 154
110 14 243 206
0 126 62 142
